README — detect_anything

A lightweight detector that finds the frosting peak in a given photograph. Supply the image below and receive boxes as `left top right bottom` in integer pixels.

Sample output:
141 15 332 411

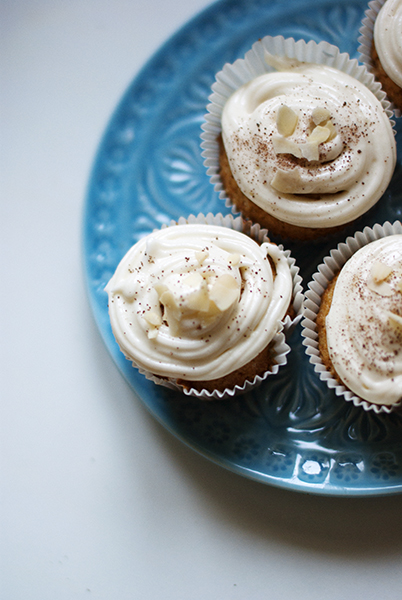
147 244 242 337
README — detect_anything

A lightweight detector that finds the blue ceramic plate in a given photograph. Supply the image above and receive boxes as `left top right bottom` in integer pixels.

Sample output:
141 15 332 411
83 0 402 495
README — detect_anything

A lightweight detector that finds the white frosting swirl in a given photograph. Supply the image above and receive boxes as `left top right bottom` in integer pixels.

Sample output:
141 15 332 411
221 65 396 229
105 224 293 382
374 0 402 88
326 235 402 406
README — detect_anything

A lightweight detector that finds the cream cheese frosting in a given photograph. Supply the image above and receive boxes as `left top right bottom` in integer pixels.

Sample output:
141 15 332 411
374 0 402 88
325 235 402 405
105 223 293 382
221 64 396 229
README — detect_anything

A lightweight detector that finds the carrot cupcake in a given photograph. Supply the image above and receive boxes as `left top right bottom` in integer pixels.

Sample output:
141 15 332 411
202 36 396 240
302 221 402 413
359 0 402 116
105 213 302 399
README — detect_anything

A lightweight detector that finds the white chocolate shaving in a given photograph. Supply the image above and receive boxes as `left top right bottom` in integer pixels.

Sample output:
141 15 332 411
209 274 239 311
276 105 298 136
312 106 330 125
228 253 241 266
307 125 331 145
184 272 204 287
367 279 393 296
186 288 210 312
324 119 337 141
143 311 162 326
272 135 302 158
195 250 208 264
370 261 392 283
300 141 320 162
388 311 402 329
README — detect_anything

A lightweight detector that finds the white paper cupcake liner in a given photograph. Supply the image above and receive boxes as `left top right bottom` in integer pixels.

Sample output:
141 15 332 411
128 212 303 400
201 34 395 223
142 329 290 401
301 220 402 414
358 0 402 118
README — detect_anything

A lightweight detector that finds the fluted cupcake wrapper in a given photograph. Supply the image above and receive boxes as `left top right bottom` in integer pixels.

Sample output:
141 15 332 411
358 0 402 118
301 220 402 414
128 212 303 400
201 34 395 226
141 329 290 401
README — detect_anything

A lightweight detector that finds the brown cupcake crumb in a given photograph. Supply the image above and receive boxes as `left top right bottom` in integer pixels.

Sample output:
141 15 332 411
177 342 275 393
218 135 348 241
371 41 402 111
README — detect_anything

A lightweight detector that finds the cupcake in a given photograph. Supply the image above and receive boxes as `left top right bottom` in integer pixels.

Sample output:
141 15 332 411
302 221 402 413
105 213 303 399
359 0 402 116
202 36 396 240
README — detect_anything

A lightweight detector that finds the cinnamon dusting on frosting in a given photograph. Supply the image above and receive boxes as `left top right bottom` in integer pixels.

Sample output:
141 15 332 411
325 235 402 406
221 64 396 228
105 223 293 382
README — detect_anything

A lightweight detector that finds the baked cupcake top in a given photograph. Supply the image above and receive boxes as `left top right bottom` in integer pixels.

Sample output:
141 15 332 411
325 234 402 406
221 58 396 229
374 0 402 89
105 223 293 382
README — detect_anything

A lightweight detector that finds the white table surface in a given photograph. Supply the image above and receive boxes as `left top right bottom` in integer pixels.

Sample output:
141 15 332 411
2 1 402 599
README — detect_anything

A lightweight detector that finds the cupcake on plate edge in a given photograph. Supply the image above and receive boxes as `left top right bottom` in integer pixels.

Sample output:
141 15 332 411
302 220 402 413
